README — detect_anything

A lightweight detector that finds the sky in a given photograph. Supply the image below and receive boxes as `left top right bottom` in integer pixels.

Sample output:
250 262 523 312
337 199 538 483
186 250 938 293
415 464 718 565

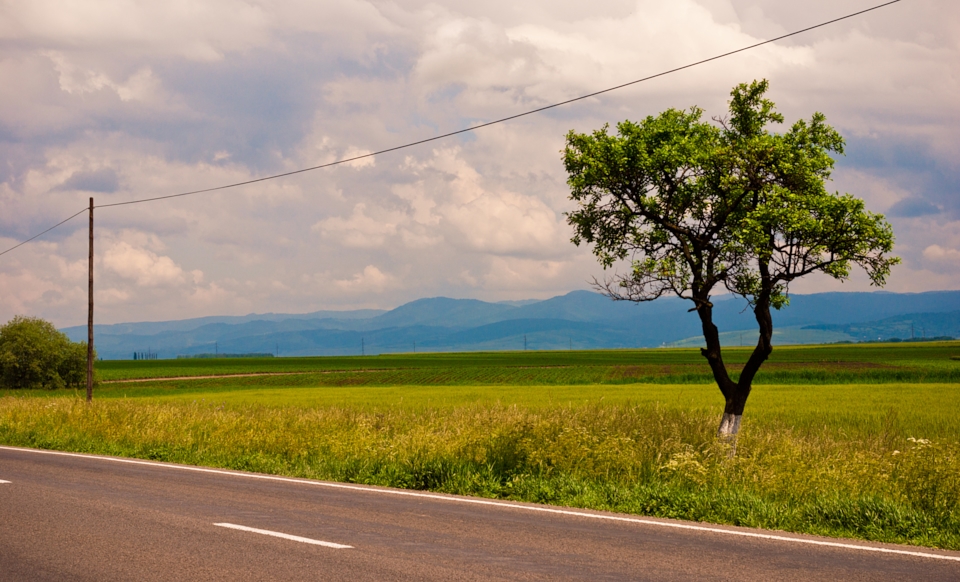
1 0 958 326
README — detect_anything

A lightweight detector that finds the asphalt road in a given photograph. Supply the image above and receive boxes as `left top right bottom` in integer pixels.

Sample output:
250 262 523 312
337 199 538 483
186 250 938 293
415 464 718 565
2 446 958 581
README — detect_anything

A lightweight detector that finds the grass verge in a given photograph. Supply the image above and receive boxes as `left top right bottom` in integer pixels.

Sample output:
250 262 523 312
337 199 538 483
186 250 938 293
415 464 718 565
2 381 958 550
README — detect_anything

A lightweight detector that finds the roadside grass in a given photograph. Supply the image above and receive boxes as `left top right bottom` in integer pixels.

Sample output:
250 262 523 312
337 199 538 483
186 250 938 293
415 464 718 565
2 378 959 549
90 381 960 440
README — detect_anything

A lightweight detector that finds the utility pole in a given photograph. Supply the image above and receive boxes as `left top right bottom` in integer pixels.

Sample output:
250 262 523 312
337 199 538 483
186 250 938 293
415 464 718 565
362 337 365 356
524 334 527 351
413 341 416 353
86 197 94 402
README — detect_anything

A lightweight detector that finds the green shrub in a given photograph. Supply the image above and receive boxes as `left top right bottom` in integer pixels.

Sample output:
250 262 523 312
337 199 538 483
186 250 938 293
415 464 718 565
0 316 92 389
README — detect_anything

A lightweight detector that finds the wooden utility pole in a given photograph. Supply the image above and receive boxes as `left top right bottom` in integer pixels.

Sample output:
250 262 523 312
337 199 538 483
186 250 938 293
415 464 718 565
86 197 94 402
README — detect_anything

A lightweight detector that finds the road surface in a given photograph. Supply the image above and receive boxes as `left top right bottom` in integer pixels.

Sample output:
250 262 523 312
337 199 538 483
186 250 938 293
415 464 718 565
1 445 958 581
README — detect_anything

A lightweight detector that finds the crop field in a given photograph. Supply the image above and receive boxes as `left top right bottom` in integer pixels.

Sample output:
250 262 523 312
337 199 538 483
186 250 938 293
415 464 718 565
2 342 959 550
81 341 960 387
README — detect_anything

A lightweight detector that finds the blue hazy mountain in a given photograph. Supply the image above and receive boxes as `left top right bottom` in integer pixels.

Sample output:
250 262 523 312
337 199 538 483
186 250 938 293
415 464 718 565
70 308 385 338
805 310 960 341
61 290 960 359
361 297 519 329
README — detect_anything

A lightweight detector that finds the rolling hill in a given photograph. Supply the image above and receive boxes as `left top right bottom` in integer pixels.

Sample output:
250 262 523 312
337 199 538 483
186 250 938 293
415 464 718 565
61 290 960 359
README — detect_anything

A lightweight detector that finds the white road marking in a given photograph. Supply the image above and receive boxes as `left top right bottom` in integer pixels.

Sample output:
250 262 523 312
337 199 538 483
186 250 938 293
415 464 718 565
4 445 960 563
0 479 10 484
214 522 351 549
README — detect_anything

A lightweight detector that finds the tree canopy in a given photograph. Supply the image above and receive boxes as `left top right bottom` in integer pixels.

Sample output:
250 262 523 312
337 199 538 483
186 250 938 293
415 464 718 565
563 80 899 438
0 316 91 390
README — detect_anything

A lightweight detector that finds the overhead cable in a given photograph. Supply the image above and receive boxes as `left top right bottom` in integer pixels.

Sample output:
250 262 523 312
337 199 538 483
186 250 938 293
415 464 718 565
0 0 903 258
0 208 88 258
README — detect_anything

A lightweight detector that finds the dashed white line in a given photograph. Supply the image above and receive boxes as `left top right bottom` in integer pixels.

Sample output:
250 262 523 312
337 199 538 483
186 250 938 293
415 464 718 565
0 479 10 484
214 522 351 549
4 446 960 563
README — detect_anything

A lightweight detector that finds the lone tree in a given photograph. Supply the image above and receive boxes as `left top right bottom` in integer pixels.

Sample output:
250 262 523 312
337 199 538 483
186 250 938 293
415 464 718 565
563 80 898 442
0 316 91 390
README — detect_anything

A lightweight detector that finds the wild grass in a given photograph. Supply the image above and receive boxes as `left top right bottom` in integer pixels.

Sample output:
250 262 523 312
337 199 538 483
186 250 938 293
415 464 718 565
1 380 958 549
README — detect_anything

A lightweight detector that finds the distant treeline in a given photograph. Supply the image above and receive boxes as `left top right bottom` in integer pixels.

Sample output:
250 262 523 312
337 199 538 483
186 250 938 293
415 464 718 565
176 353 275 359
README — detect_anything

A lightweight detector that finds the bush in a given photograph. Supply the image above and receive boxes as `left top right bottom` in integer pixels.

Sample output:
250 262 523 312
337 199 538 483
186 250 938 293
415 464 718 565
0 316 93 390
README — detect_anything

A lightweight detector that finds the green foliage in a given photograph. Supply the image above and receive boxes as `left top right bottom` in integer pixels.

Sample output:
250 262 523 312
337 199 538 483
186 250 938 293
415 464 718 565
0 316 91 389
563 79 899 307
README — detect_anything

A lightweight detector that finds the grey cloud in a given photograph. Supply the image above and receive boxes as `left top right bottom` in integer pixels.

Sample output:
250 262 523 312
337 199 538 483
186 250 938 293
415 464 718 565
842 135 939 174
839 134 960 218
133 37 416 171
55 168 119 193
888 197 941 218
41 289 64 303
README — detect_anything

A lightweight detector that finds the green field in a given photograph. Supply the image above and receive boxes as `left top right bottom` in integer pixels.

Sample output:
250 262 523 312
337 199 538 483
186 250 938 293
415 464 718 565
2 343 959 550
84 341 960 387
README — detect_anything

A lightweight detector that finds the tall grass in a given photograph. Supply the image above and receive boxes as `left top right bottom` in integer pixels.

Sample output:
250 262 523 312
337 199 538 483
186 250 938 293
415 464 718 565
2 394 957 549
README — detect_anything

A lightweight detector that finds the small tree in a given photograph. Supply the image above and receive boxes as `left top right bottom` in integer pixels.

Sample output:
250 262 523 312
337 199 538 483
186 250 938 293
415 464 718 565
564 80 898 445
0 316 92 390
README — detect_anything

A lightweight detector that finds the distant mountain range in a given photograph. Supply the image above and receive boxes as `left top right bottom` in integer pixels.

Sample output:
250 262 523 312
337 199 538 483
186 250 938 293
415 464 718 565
61 290 960 360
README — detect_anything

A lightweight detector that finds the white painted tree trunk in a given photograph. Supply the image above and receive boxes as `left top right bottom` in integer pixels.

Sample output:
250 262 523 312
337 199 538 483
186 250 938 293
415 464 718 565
717 413 741 436
717 413 742 457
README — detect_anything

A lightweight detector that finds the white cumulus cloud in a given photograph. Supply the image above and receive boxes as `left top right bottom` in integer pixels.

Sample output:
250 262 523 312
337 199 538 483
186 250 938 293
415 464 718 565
101 240 195 287
335 265 394 291
923 245 960 262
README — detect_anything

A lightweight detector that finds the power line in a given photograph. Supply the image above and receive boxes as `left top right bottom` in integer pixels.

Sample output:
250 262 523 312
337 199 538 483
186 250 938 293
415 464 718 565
97 0 903 209
0 207 88 258
0 0 903 257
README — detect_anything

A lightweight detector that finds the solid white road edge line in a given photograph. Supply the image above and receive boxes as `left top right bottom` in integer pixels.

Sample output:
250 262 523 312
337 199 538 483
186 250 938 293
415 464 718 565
213 522 351 549
4 445 960 563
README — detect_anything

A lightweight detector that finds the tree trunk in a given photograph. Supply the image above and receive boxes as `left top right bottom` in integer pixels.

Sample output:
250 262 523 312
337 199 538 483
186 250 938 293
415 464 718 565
717 412 742 454
697 282 774 455
694 293 741 451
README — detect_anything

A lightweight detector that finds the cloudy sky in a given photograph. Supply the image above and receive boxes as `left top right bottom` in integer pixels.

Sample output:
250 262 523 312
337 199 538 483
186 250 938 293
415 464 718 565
0 0 957 326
